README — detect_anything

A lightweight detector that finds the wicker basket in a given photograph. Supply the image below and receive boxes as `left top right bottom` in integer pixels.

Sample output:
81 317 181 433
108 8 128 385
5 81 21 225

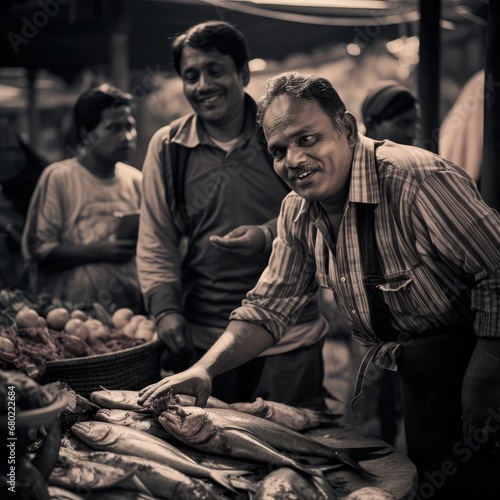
39 339 164 398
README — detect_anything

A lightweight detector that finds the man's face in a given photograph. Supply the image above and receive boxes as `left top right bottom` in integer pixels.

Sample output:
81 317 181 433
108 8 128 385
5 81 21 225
179 46 249 126
90 105 137 165
263 95 356 203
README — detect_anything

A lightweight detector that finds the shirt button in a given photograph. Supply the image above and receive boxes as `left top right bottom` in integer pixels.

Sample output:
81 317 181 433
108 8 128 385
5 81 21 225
351 309 357 315
340 276 346 283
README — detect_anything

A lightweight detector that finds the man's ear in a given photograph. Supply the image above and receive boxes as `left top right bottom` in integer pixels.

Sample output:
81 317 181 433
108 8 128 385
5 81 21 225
240 63 250 87
343 112 358 148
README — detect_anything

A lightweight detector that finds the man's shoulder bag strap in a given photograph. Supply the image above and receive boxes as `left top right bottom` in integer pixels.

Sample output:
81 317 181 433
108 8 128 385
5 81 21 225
162 118 191 230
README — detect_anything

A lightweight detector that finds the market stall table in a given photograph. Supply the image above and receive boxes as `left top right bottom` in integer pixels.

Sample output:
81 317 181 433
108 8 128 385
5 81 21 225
307 422 417 499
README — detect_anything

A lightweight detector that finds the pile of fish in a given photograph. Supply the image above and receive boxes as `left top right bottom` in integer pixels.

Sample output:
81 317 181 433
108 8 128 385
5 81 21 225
45 388 393 499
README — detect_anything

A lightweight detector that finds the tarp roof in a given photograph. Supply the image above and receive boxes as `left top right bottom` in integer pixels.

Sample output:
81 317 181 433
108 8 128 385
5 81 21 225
0 0 486 82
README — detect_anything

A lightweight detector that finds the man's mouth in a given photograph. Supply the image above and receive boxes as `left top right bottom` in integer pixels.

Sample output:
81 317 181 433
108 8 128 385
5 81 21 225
197 93 223 105
288 168 318 181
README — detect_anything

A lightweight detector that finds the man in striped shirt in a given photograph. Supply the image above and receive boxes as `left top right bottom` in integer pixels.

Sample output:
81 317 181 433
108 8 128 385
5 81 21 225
140 72 500 498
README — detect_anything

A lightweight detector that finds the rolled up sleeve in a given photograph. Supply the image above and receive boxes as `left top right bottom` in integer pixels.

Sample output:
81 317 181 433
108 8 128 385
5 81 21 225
230 195 318 342
137 127 184 318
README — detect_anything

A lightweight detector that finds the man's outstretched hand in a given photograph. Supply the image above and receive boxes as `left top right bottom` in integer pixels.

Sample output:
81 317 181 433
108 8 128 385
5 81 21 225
137 365 212 408
209 225 266 258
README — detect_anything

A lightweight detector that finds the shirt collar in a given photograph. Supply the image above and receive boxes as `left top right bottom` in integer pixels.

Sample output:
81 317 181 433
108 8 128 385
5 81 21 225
293 134 382 223
170 93 258 149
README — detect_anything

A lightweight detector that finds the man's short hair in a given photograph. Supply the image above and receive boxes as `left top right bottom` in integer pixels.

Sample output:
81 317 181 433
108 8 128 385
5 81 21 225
257 72 347 134
73 83 133 141
172 20 250 75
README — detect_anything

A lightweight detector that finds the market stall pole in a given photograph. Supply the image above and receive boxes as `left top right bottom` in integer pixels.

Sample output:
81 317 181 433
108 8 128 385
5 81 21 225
418 0 441 153
481 0 500 212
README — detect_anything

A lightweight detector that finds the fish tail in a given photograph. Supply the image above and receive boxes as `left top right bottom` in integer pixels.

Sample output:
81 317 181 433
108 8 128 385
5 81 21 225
335 452 379 478
208 470 240 493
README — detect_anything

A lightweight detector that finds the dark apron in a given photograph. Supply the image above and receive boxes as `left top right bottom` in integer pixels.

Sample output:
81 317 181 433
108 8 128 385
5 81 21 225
357 204 500 499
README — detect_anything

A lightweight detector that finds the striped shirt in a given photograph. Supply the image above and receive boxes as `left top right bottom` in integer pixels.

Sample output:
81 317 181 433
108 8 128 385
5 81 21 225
231 134 500 345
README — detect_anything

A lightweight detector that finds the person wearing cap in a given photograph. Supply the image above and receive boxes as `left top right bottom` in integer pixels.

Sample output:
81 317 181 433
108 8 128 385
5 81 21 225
22 84 143 310
361 80 420 146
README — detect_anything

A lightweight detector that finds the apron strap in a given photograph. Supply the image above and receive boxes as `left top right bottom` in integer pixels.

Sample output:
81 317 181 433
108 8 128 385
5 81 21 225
356 203 399 341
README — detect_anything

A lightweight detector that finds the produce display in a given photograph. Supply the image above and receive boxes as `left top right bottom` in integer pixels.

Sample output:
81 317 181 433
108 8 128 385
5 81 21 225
0 289 158 379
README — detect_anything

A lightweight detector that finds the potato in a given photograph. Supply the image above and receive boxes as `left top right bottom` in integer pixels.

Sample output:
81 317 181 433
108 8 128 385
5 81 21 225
64 318 89 341
112 308 134 329
46 308 71 330
15 307 41 329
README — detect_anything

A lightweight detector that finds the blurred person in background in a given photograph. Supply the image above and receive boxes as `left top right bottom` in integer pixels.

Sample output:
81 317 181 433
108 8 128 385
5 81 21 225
361 80 420 146
0 118 48 289
137 21 329 407
22 84 143 310
439 70 484 186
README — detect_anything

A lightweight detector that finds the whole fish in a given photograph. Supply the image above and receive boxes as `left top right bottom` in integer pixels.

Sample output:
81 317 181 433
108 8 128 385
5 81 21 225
231 397 342 431
253 467 326 500
71 421 246 492
208 407 384 476
59 445 220 500
49 453 146 493
158 406 332 478
90 389 145 410
90 388 231 411
96 408 171 440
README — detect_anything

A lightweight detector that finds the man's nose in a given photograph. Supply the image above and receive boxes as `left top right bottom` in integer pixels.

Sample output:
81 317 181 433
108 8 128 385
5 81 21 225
197 72 210 90
286 146 307 166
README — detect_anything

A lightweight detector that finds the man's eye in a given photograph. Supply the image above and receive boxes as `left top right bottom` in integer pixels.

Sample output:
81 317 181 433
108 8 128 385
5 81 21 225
209 67 225 77
272 148 285 160
299 135 316 146
183 73 198 84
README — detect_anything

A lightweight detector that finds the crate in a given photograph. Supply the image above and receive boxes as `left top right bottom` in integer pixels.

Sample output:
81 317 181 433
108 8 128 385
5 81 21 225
39 339 164 398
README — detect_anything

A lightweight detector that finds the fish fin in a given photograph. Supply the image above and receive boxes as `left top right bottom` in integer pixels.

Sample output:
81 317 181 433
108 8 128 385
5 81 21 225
208 470 240 493
228 475 258 492
129 474 154 497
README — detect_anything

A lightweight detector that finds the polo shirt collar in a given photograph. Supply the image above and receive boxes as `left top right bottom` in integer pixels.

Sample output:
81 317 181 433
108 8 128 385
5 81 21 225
170 93 258 149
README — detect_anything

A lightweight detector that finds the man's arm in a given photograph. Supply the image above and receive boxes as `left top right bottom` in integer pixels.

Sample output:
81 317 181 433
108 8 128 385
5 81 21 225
137 127 192 357
138 320 274 406
413 169 500 443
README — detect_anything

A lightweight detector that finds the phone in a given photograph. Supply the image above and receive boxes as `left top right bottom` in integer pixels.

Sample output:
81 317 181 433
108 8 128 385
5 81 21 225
114 211 140 240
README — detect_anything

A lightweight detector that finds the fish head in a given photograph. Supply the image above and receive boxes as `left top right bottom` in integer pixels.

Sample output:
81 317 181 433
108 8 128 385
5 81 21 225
71 421 120 448
159 406 214 443
96 408 128 424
